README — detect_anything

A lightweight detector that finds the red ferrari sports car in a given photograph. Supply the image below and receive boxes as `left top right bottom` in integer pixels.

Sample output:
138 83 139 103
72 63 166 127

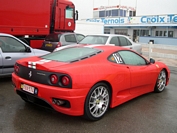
12 44 170 121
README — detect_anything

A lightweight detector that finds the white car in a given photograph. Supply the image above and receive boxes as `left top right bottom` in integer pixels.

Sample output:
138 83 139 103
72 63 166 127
55 34 142 54
81 34 142 54
0 33 50 77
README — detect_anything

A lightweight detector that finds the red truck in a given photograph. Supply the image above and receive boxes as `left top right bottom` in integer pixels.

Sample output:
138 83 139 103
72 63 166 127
0 0 78 48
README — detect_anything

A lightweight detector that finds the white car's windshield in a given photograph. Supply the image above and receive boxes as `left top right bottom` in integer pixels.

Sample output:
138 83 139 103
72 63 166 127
79 35 108 44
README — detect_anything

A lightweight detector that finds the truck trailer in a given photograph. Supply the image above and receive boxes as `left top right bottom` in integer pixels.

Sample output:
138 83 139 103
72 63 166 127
0 0 77 48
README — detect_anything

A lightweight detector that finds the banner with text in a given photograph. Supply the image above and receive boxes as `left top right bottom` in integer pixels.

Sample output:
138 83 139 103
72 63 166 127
85 14 177 25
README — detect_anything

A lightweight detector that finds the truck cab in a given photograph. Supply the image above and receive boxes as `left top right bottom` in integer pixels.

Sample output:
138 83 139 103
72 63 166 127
0 0 77 48
50 0 76 32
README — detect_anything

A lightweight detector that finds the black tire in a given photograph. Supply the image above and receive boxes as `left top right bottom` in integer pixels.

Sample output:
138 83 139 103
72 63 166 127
154 70 167 93
84 83 111 121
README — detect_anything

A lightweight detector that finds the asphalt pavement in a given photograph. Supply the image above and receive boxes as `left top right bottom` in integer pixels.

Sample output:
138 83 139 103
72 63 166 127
0 44 176 133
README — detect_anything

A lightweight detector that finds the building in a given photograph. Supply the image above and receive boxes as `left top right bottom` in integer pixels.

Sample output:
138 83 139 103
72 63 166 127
83 5 177 45
93 5 136 18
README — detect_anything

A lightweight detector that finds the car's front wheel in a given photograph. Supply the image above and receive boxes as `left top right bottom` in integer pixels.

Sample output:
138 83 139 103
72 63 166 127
154 70 167 93
84 83 110 121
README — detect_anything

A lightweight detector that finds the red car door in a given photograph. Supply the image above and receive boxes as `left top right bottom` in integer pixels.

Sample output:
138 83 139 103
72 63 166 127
118 50 158 95
128 64 158 94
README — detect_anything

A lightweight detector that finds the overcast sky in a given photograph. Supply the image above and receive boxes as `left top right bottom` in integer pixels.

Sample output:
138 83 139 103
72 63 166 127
71 0 177 20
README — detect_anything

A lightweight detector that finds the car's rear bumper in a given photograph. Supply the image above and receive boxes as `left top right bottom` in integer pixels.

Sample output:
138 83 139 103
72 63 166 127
12 73 88 116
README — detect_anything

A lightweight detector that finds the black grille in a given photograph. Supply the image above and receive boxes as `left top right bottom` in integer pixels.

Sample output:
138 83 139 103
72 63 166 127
16 90 53 110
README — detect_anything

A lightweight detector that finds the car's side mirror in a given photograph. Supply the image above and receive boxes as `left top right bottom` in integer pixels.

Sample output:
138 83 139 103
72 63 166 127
75 10 78 20
150 58 155 64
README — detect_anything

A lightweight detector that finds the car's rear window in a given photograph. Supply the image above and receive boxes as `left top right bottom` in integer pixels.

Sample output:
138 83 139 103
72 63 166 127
45 34 61 42
41 47 102 62
79 35 108 44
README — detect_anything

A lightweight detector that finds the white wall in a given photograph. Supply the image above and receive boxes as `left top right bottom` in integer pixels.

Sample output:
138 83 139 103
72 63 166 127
175 30 177 38
75 21 104 35
127 29 133 40
110 29 114 34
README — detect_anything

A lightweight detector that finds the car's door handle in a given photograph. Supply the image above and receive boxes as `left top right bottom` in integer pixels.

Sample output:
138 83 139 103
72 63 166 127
130 47 132 49
5 56 11 60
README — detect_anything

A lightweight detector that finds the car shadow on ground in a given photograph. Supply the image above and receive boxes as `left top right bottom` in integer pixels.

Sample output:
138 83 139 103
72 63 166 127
0 76 11 82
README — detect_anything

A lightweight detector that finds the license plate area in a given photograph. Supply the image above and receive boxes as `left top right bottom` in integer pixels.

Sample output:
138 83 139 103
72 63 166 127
45 43 52 47
21 84 37 95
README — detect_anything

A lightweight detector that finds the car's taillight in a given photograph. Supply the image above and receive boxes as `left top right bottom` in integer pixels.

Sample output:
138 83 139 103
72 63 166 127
50 74 58 84
56 42 61 48
61 76 70 86
14 63 19 73
49 74 71 88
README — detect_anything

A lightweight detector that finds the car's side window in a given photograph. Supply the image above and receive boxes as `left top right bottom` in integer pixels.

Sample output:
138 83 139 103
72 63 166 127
118 51 147 65
64 34 77 43
108 52 124 64
0 36 26 53
126 39 132 46
110 37 120 46
0 39 5 50
119 36 129 46
76 34 85 42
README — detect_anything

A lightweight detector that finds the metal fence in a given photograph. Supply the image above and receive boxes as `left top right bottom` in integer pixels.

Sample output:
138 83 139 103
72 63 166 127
142 43 177 59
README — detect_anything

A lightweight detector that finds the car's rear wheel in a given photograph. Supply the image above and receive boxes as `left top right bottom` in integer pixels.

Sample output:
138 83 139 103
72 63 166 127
154 70 167 93
84 83 110 121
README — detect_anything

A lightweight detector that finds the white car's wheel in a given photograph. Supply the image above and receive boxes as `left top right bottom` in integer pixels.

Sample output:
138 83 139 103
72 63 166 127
84 83 110 121
154 70 167 93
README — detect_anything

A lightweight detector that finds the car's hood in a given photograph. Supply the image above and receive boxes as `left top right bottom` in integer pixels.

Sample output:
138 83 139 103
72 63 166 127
32 49 50 56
